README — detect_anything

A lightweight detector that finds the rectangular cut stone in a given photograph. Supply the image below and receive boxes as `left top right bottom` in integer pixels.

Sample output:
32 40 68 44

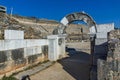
48 39 57 61
95 38 108 45
60 17 69 25
96 32 107 38
96 23 114 33
4 30 24 39
24 47 42 57
47 35 66 61
0 39 48 51
89 26 96 33
26 39 48 47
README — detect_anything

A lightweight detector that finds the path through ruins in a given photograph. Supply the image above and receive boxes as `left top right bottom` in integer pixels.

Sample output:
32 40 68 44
30 49 92 80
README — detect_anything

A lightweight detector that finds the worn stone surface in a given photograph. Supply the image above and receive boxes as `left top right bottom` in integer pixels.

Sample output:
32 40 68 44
0 51 7 63
48 35 66 61
95 38 107 45
97 30 120 80
28 54 41 64
0 47 48 76
96 23 114 33
4 30 24 39
14 61 53 80
96 32 108 38
11 48 24 60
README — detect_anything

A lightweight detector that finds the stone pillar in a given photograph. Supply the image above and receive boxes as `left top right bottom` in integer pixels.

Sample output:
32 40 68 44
90 23 114 80
47 35 66 61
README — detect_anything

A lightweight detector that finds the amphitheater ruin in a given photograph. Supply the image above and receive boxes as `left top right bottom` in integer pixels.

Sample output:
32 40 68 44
0 5 119 80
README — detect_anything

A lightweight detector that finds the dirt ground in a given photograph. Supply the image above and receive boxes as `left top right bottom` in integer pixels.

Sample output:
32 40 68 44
30 49 92 80
30 62 75 80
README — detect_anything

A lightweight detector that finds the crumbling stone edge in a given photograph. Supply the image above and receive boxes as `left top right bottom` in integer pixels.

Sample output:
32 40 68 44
0 61 55 80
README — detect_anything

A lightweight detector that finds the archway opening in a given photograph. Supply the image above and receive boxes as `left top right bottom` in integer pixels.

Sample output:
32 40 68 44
53 12 97 35
66 20 90 42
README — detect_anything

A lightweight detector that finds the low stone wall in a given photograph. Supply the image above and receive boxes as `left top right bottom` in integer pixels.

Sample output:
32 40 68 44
0 44 48 76
0 30 49 77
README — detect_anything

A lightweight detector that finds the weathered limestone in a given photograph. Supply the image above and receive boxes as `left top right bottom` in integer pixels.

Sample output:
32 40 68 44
0 30 66 78
91 23 114 80
96 23 114 33
93 23 114 65
0 39 48 51
96 32 108 38
4 30 24 40
53 12 97 34
97 31 120 80
0 30 49 77
95 38 108 45
47 35 66 61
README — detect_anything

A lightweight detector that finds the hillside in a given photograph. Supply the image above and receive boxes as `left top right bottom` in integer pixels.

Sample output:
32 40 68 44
0 13 89 39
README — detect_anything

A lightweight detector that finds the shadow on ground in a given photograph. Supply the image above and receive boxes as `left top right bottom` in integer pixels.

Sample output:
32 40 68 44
58 48 92 80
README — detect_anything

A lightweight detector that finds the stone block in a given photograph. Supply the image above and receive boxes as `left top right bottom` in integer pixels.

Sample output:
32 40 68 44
28 54 38 63
96 32 108 38
24 47 42 57
26 39 48 47
4 30 24 40
89 26 96 33
60 17 69 25
96 23 114 33
4 40 26 50
0 39 48 51
47 35 66 61
0 51 7 63
11 48 24 60
95 38 108 45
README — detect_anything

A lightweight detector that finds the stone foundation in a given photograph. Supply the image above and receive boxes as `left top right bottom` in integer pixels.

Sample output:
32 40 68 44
0 47 48 76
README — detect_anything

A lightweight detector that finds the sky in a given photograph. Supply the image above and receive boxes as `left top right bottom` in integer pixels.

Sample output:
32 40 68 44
0 0 120 28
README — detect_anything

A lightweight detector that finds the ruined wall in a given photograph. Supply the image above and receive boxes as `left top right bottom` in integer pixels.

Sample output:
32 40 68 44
97 30 120 80
96 23 114 33
90 23 115 80
0 30 49 77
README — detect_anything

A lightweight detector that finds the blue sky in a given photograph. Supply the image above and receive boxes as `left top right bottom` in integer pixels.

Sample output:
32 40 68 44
0 0 120 28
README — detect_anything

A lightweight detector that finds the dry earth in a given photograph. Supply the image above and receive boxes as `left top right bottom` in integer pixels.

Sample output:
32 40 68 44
30 50 92 80
31 62 75 80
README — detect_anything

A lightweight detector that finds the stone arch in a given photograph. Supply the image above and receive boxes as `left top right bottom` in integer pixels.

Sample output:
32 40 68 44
53 12 97 34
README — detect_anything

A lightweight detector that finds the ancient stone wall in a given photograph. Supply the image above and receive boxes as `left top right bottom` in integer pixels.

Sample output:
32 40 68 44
0 30 49 77
97 30 120 80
